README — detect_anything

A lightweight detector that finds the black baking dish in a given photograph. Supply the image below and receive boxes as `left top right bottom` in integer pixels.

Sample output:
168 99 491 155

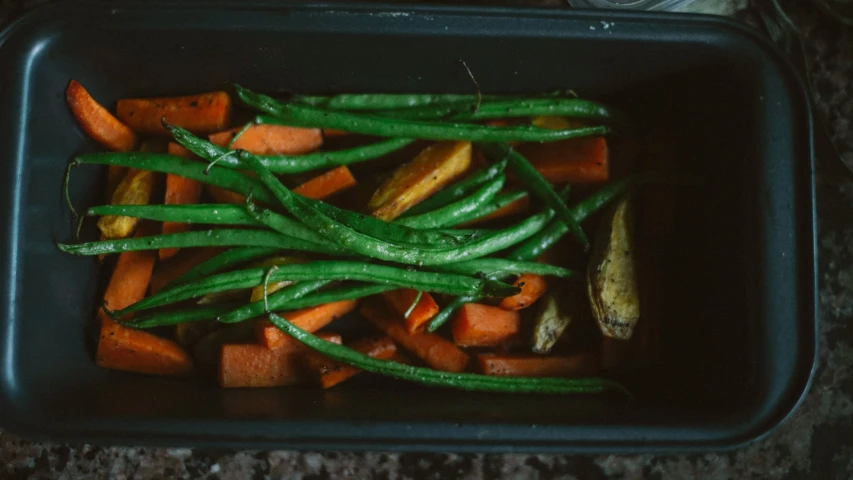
0 1 816 452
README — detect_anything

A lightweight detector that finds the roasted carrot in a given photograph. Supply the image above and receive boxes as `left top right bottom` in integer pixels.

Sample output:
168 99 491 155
97 168 156 240
305 335 397 389
116 91 231 136
476 353 598 377
498 274 548 310
369 141 472 220
381 289 439 334
209 124 322 155
256 300 358 349
218 332 341 388
517 136 609 184
66 80 138 152
149 247 224 295
459 193 530 227
96 225 194 376
450 303 521 347
360 299 469 373
322 129 350 138
160 173 203 259
293 166 357 200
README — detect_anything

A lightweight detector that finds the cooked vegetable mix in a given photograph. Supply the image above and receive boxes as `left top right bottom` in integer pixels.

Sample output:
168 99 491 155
59 79 685 397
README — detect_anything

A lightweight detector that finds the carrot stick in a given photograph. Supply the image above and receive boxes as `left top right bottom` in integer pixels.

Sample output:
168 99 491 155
292 166 357 200
96 225 194 376
66 80 138 152
218 332 341 388
458 193 530 227
517 136 609 184
149 247 224 295
209 124 322 155
256 299 357 349
305 335 397 389
381 289 439 334
497 273 548 310
475 353 599 377
116 91 231 135
160 173 203 260
360 299 469 373
450 303 521 347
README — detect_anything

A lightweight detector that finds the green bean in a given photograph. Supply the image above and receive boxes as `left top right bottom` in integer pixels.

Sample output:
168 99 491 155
431 259 574 278
86 204 339 248
168 124 415 174
508 176 636 261
292 90 572 110
218 282 396 325
57 229 346 257
303 197 478 247
426 296 474 333
267 312 628 395
116 261 519 315
247 152 554 265
396 175 505 230
237 85 608 143
73 152 276 204
448 190 528 226
171 247 281 287
126 304 236 329
380 98 627 125
401 159 508 217
480 143 589 248
218 279 330 324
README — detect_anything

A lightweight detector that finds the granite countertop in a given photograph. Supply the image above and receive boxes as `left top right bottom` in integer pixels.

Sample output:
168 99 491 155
1 0 851 478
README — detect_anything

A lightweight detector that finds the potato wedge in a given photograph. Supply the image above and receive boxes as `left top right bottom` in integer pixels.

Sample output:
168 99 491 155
587 194 640 340
97 168 155 239
368 141 472 220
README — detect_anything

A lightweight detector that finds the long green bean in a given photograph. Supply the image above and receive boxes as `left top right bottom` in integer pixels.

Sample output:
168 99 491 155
168 124 415 174
401 159 508 217
170 246 281 287
237 85 608 143
116 261 519 315
447 190 528 226
431 259 573 278
396 175 505 229
379 98 626 125
267 312 628 395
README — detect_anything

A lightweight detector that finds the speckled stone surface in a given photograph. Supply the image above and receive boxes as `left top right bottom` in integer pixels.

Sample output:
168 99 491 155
1 0 851 478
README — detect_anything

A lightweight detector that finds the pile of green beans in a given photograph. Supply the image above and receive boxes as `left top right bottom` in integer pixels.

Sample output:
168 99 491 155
61 84 642 398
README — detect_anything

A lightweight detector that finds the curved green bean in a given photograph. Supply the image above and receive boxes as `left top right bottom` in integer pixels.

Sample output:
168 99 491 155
426 296 474 332
380 98 627 125
246 153 553 265
291 90 571 110
57 229 347 257
116 261 519 316
168 124 415 174
431 259 574 279
401 159 508 217
126 304 236 329
396 175 505 230
268 312 628 395
171 246 281 287
448 190 528 226
237 85 608 143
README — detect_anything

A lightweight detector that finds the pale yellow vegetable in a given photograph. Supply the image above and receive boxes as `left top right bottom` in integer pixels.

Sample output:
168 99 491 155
96 168 155 239
587 194 640 340
532 292 572 354
368 141 472 221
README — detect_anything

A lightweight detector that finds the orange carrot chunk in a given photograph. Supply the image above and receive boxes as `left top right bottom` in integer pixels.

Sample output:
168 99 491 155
159 173 203 260
116 91 231 136
498 274 548 311
360 299 469 373
476 353 598 377
518 136 609 184
305 335 397 389
66 80 138 152
381 289 439 334
209 124 322 155
218 332 341 388
292 166 357 200
450 303 521 347
96 225 194 376
256 300 358 349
